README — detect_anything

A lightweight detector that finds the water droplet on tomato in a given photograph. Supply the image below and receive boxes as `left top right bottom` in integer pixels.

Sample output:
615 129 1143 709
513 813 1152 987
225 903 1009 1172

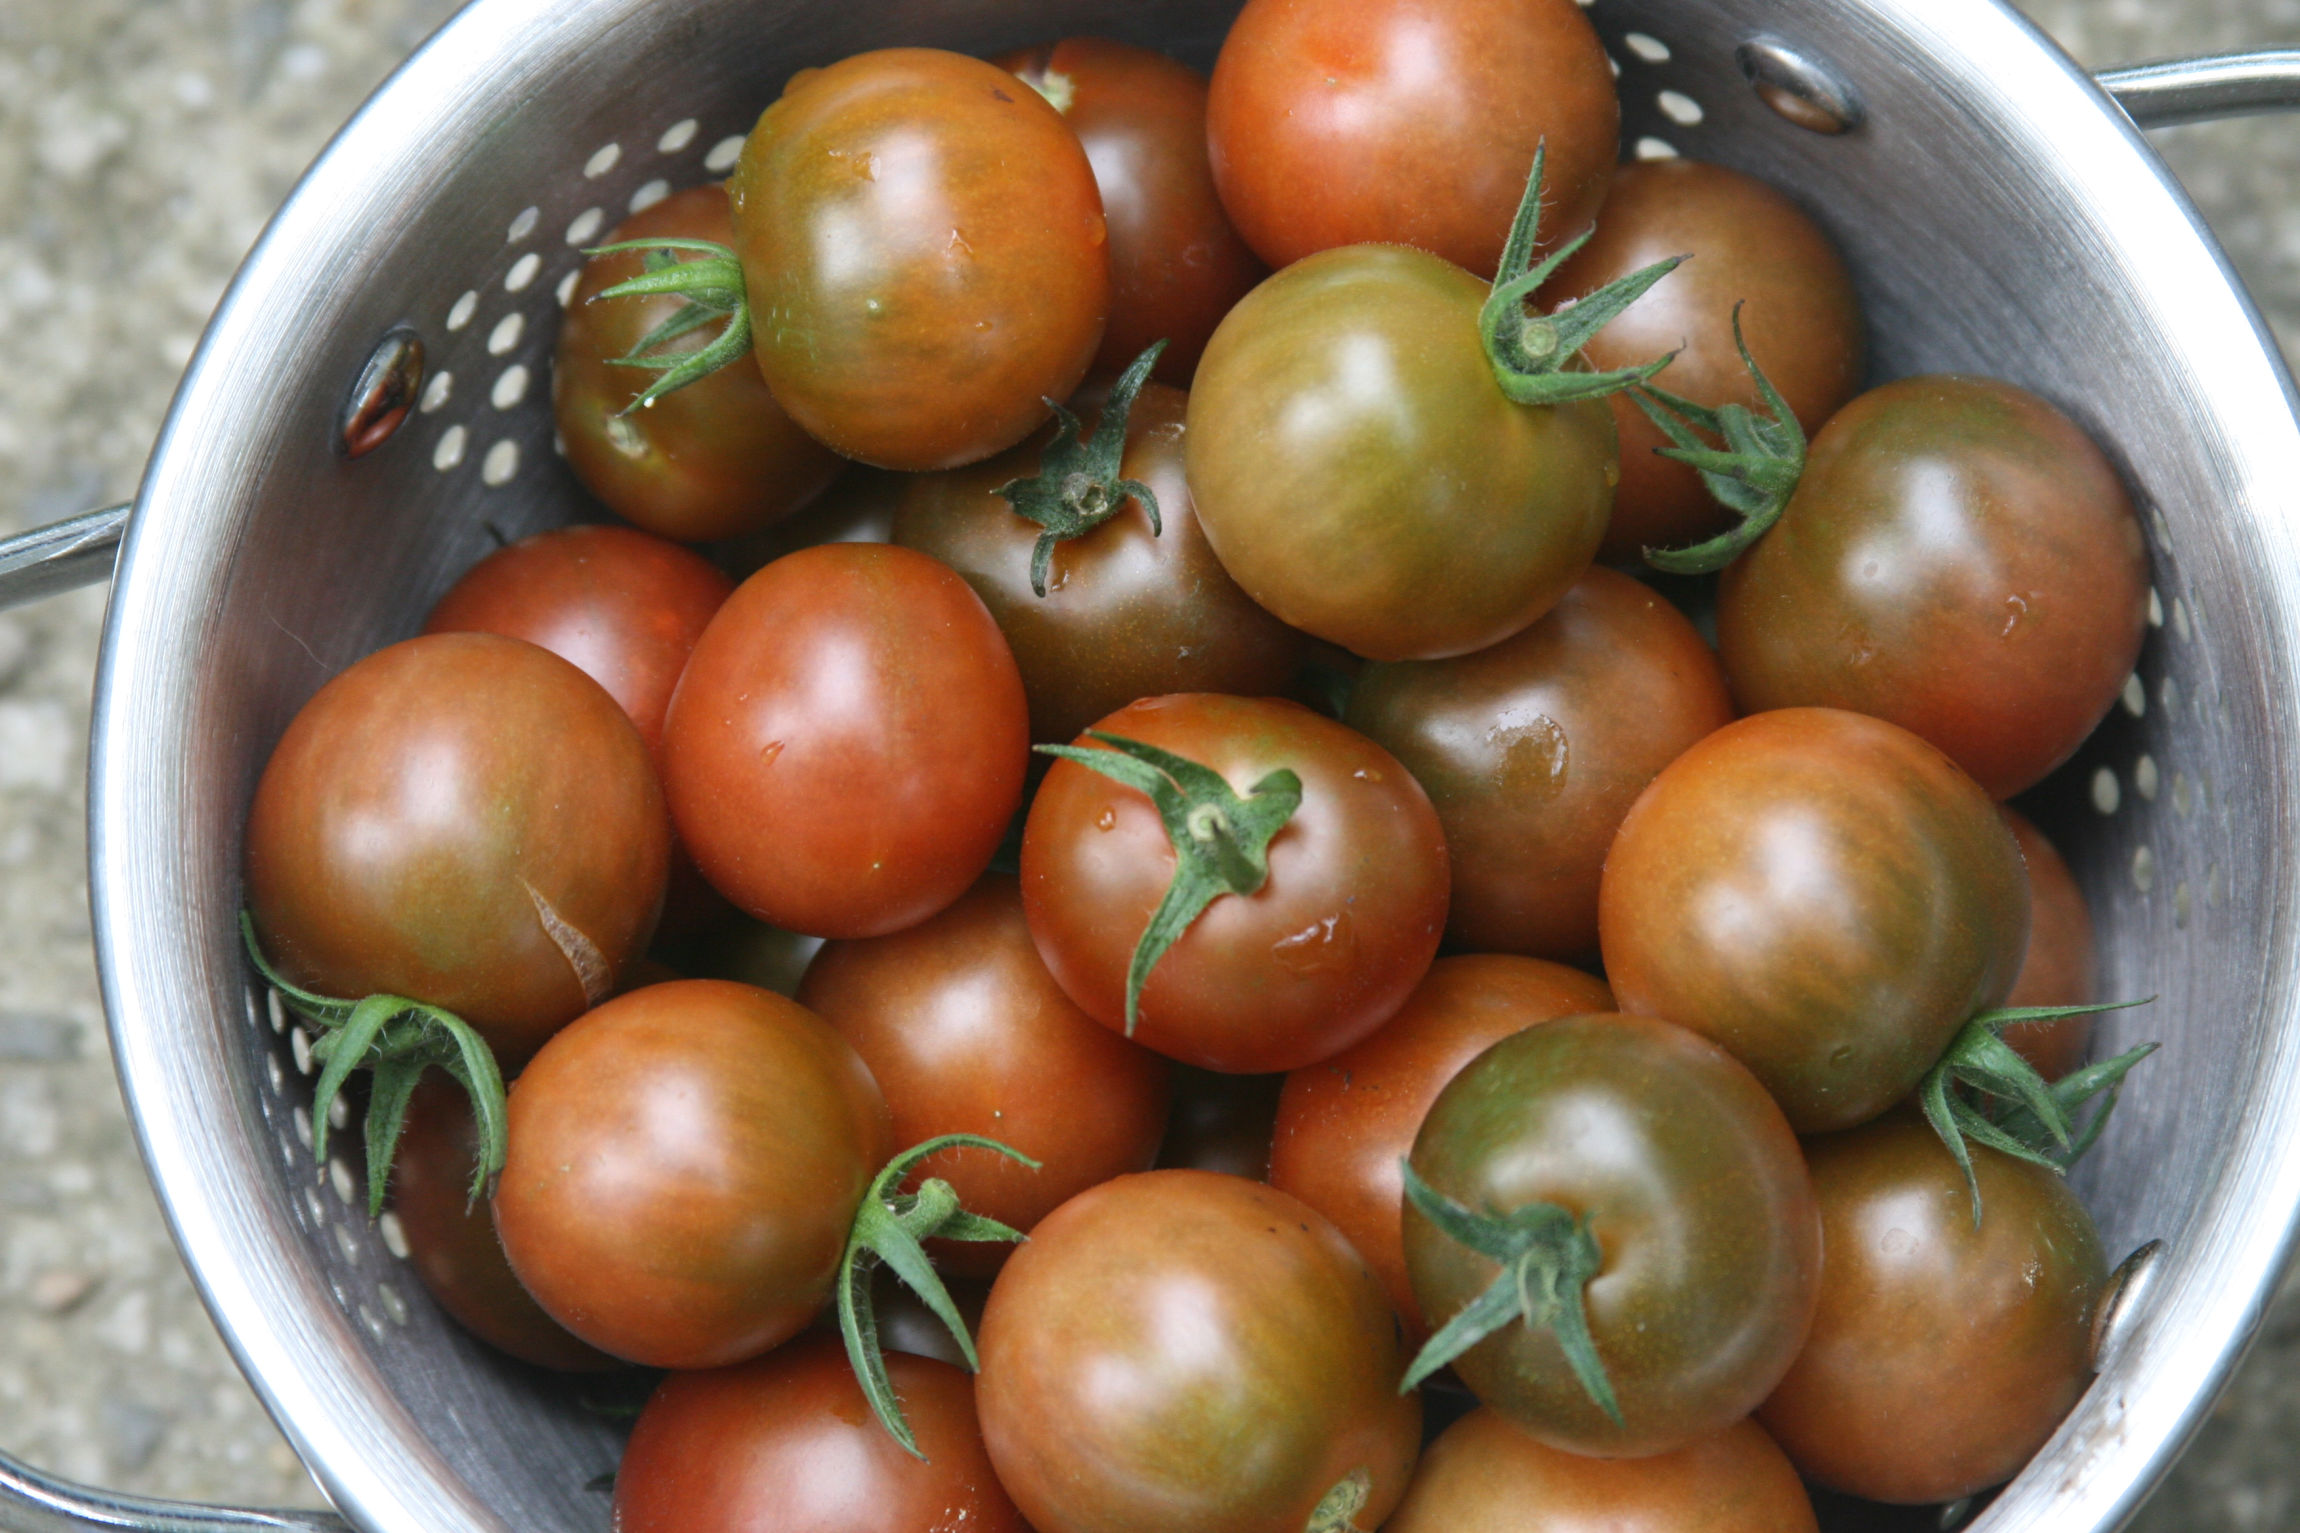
759 740 784 765
1272 913 1355 978
1352 766 1385 784
1829 1044 1854 1065
1486 712 1569 797
1095 807 1116 831
2001 592 2029 637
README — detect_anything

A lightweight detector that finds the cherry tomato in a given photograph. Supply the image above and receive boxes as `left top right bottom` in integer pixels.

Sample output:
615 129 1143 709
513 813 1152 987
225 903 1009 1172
1385 1410 1818 1532
1187 246 1614 660
1020 693 1449 1072
615 1336 1027 1533
795 874 1173 1278
1155 1066 1285 1179
976 1169 1423 1533
1404 1014 1821 1458
243 633 670 1069
1599 707 2031 1133
1542 158 1865 562
1757 1108 2106 1504
1716 375 2150 798
1345 566 1733 959
492 979 891 1369
1270 954 1613 1335
662 543 1029 939
553 185 840 541
729 48 1109 470
2002 808 2098 1077
894 380 1305 744
999 38 1264 384
1206 0 1616 277
389 1077 616 1372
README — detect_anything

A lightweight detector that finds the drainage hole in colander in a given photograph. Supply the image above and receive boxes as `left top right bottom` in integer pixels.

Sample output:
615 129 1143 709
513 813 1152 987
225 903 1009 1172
506 253 542 293
289 1026 314 1075
2134 755 2160 802
2121 674 2147 717
292 1103 313 1151
705 135 743 172
377 1284 411 1326
1621 31 1669 63
265 986 286 1034
566 207 605 246
421 371 453 414
1634 136 1678 161
586 142 623 179
659 118 700 154
446 290 479 332
507 206 540 244
487 312 526 356
631 179 672 215
433 424 468 473
482 440 522 488
557 270 580 309
2132 846 2156 894
333 1225 362 1266
1657 90 1702 126
2092 767 2121 816
492 365 531 411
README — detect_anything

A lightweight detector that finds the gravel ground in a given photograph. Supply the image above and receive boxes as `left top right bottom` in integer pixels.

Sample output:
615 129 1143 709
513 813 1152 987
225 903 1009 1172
0 0 2295 1524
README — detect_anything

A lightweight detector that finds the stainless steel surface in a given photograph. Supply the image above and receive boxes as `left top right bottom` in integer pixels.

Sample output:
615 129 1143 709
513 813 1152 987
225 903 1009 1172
0 508 126 615
1736 35 1865 133
0 1451 345 1533
6 2 2291 1532
2095 1239 2172 1373
2101 49 2300 127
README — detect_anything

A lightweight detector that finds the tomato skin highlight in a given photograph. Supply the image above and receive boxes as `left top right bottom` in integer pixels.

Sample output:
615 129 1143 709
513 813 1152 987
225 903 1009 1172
1716 374 2149 799
976 1169 1423 1533
242 632 670 1070
1187 245 1614 662
1020 693 1449 1073
615 1336 1028 1533
663 542 1030 939
729 47 1110 471
1206 0 1617 277
796 874 1173 1278
1599 707 2031 1134
492 979 891 1370
552 185 839 542
1404 1014 1822 1459
1383 1410 1818 1533
1270 954 1613 1336
1345 566 1733 960
1758 1109 2107 1505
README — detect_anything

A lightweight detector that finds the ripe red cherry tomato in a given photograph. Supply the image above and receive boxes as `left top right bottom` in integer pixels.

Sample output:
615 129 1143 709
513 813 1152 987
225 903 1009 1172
894 380 1305 744
243 633 670 1069
1383 1411 1818 1533
1542 158 1865 562
1206 0 1617 277
2001 808 2098 1078
553 185 840 541
1599 707 2031 1133
1270 954 1613 1335
1757 1108 2106 1504
729 48 1110 471
999 38 1265 384
1345 566 1733 959
1404 1014 1822 1459
492 979 891 1369
662 543 1030 939
615 1336 1027 1533
1020 693 1449 1073
796 874 1173 1278
1716 374 2150 798
976 1169 1424 1533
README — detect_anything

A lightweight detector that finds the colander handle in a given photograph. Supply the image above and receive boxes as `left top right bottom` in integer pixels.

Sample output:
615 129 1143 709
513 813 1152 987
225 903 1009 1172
0 505 127 616
0 1445 348 1533
2099 49 2300 127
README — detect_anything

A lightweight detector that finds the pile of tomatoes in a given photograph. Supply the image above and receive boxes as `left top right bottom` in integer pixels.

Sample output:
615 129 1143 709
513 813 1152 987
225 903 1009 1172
239 0 2161 1527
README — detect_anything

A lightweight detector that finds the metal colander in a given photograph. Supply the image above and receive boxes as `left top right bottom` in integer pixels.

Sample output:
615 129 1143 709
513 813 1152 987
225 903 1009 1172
2 1 2299 1530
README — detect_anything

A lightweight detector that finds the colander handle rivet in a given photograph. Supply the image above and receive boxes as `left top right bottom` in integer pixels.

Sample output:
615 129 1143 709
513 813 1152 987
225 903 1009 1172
2092 1238 2168 1373
1736 37 1863 134
339 327 427 459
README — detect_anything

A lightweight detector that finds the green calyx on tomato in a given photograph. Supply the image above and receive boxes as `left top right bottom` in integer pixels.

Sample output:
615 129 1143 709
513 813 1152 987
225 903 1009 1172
1917 998 2158 1227
1631 302 1808 574
240 912 508 1217
583 237 753 413
1306 1468 1373 1533
1396 1157 1618 1425
838 1132 1040 1457
1480 144 1682 408
993 341 1169 597
1032 730 1303 1037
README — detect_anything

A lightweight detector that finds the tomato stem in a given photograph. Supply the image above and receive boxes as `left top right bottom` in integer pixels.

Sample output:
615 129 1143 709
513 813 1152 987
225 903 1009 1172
1479 143 1683 407
993 341 1168 596
585 237 754 414
1633 302 1810 574
1034 731 1302 1038
836 1132 1041 1458
1304 1468 1373 1533
1398 1158 1620 1425
1916 998 2159 1228
238 912 509 1218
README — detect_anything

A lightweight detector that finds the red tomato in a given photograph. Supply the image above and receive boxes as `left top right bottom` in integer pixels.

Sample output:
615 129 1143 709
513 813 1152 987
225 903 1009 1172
553 185 840 542
662 543 1030 938
796 874 1173 1277
1206 0 1617 276
1270 954 1612 1337
1000 38 1265 384
2002 808 2098 1077
1384 1411 1818 1532
1020 694 1449 1073
615 1337 1027 1533
243 633 670 1069
976 1169 1423 1533
729 48 1109 470
492 979 891 1369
